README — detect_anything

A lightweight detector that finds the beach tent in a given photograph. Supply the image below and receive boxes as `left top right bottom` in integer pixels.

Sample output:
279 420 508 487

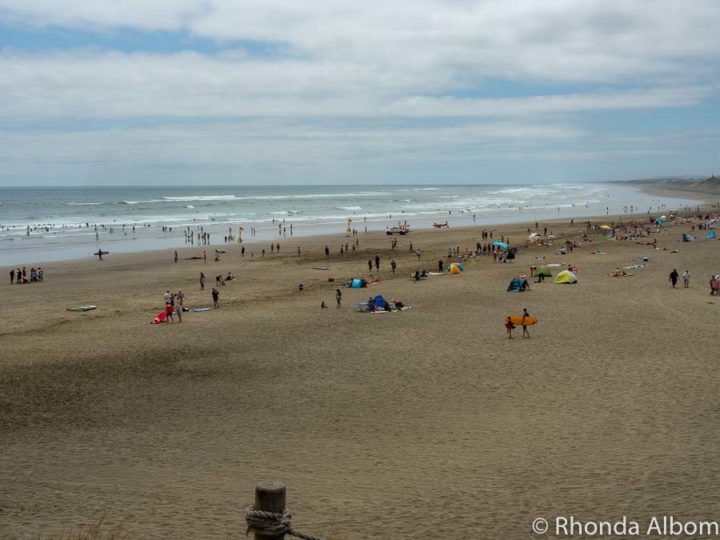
507 277 529 292
682 234 695 242
492 240 509 249
373 295 387 310
706 231 717 239
535 266 553 277
350 278 366 288
448 263 464 274
554 270 578 284
655 217 664 224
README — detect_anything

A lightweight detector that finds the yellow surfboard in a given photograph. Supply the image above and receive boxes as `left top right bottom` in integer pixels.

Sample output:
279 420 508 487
508 315 538 326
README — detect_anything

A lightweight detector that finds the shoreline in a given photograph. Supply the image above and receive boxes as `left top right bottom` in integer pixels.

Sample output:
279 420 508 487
2 182 708 267
618 178 720 202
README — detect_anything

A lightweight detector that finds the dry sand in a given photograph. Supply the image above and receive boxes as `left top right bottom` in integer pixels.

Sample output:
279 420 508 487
2 207 720 539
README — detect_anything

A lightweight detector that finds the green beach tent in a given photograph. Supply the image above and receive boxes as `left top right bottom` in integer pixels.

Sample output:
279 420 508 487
535 266 553 278
554 270 578 284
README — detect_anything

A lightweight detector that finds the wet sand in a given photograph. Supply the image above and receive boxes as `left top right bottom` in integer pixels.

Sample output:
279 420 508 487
2 210 720 539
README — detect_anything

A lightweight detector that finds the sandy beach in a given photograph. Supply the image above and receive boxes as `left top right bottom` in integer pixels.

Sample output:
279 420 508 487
2 201 720 539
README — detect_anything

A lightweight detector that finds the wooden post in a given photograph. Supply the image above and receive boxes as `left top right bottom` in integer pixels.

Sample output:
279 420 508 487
255 480 287 540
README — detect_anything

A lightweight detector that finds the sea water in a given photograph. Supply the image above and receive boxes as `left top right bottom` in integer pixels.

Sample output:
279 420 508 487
0 183 702 265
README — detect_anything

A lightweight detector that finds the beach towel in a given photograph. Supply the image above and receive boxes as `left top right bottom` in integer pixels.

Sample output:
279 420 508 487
150 311 168 324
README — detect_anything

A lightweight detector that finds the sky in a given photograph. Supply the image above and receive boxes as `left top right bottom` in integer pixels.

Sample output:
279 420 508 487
0 0 719 186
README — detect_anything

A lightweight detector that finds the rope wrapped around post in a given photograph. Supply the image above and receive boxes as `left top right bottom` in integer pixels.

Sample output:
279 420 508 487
245 507 324 540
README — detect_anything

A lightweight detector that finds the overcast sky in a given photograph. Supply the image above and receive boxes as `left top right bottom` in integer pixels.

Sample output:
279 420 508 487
1 1 719 186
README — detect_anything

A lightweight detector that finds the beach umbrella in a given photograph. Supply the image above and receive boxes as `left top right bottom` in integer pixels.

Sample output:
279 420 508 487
492 240 509 249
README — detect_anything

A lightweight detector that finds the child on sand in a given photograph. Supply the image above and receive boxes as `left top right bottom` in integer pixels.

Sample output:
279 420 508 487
505 317 515 339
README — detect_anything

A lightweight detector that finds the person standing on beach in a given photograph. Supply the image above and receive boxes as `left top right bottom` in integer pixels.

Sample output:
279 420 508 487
10 269 14 284
505 317 515 339
438 260 444 273
200 272 206 290
368 259 373 272
325 245 330 257
683 270 690 288
174 250 178 263
669 269 679 288
212 287 219 308
375 255 380 270
521 308 531 338
336 289 342 307
203 250 207 263
391 259 397 275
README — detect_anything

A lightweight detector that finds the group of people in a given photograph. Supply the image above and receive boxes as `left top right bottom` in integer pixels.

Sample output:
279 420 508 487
215 272 235 286
158 286 220 323
668 269 691 289
505 309 532 339
9 266 43 284
162 289 185 323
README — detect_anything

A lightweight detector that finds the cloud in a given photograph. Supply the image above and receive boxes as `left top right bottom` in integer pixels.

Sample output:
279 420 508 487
3 0 719 84
0 50 714 122
1 1 719 183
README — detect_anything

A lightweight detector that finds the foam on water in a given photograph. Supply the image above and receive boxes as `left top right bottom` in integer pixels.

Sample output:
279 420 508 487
0 183 703 265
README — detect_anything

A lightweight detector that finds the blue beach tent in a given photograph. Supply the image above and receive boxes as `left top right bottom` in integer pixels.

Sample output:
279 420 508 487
351 278 366 288
492 240 510 249
707 231 717 239
507 277 529 292
373 295 387 310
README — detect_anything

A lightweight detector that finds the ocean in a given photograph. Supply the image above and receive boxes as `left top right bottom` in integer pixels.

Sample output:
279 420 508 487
0 183 701 265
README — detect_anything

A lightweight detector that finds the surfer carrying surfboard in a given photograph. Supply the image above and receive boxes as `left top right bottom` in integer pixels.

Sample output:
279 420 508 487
522 308 531 338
